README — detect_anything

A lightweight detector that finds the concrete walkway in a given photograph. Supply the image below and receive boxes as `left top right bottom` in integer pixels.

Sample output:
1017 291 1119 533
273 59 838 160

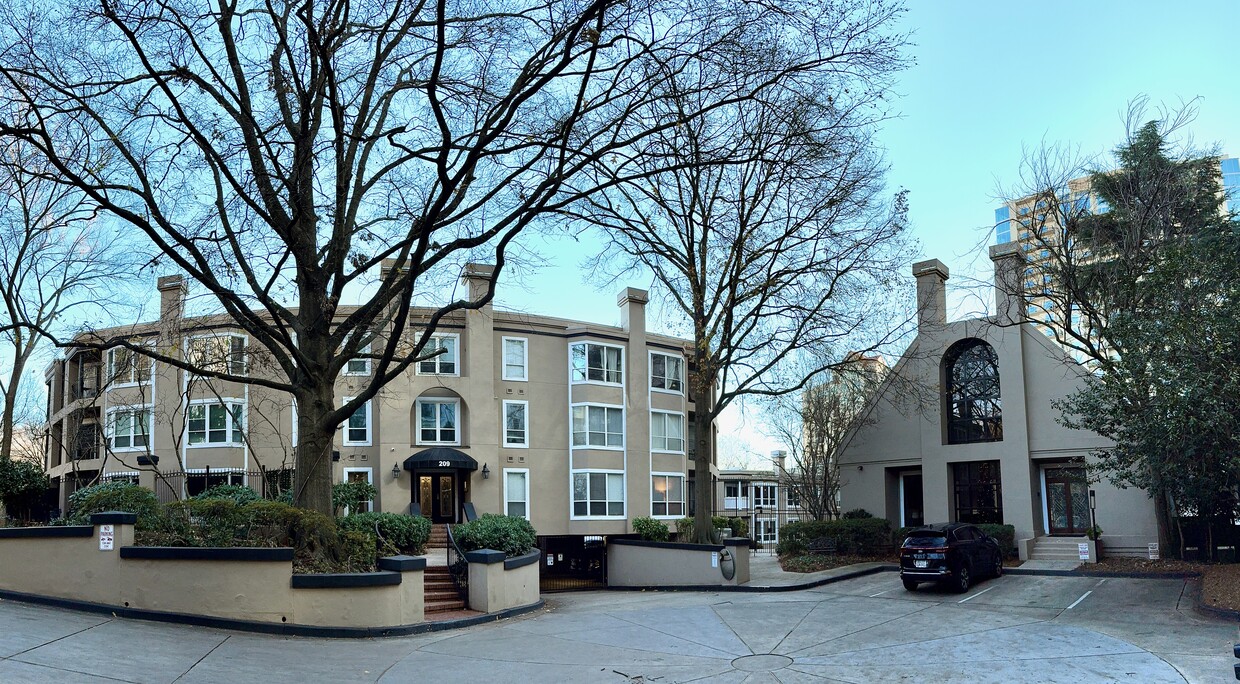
745 554 891 587
1 572 1235 683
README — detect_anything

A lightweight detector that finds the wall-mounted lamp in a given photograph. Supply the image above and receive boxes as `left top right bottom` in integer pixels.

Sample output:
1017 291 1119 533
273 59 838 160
391 463 401 478
482 463 490 479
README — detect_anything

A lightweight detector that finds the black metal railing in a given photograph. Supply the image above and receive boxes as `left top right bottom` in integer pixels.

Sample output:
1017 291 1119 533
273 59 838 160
445 523 469 602
537 535 608 592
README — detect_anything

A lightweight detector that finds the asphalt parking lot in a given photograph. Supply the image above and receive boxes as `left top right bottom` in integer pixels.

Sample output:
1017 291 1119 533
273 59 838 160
0 571 1235 683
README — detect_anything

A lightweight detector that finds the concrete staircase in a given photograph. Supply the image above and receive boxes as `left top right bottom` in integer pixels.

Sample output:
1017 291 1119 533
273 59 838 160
1028 536 1087 562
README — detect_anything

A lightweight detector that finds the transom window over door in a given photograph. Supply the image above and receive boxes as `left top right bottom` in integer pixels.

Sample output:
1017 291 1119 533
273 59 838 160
944 338 1002 444
418 399 458 444
570 342 623 384
952 460 1003 524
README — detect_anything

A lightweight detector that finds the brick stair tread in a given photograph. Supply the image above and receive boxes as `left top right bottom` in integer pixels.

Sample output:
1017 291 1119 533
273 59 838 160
426 601 467 613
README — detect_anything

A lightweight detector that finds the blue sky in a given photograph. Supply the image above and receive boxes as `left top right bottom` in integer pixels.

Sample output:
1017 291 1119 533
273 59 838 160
486 1 1240 464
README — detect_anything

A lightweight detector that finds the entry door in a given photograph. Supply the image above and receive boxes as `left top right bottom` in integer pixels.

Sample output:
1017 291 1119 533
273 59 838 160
418 473 457 523
1046 467 1089 535
901 473 924 527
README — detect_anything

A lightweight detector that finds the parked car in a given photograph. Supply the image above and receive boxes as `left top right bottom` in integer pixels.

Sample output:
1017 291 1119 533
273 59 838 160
899 522 1003 592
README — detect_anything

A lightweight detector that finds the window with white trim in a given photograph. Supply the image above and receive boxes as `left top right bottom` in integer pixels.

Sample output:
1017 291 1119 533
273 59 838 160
503 400 528 447
417 399 459 444
106 345 151 386
108 407 151 451
651 474 685 517
344 344 371 376
187 334 247 375
417 334 458 375
753 483 776 508
571 404 623 448
650 353 684 393
572 471 624 517
502 337 527 381
504 469 529 519
570 342 622 384
343 399 371 446
755 518 777 543
188 402 245 446
650 411 685 452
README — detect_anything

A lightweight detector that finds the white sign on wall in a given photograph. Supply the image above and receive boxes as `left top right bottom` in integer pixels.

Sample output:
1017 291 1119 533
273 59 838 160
1077 543 1089 561
1148 543 1160 560
99 524 115 551
711 552 719 568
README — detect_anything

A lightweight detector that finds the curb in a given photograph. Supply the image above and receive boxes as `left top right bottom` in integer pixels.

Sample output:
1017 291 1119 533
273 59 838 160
1006 567 1201 580
1185 577 1240 624
606 564 900 593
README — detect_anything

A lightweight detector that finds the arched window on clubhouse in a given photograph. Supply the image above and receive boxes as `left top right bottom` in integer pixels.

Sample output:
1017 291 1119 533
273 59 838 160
944 339 1002 444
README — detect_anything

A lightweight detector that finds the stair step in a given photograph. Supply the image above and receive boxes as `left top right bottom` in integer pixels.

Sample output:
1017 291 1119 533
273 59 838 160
426 600 466 613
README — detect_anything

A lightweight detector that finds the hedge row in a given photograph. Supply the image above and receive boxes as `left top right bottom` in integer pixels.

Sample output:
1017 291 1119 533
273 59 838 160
781 519 1018 558
453 514 537 557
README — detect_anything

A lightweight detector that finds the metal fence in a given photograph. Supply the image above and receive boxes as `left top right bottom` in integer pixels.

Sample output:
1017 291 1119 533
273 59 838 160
150 468 295 504
537 535 615 592
709 507 807 553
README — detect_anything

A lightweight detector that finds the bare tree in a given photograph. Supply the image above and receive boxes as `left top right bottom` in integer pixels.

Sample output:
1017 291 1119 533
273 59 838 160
0 134 133 462
566 1 915 540
0 0 857 513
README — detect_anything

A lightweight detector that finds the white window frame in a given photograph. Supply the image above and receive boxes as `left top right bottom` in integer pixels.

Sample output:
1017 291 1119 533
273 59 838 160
186 400 246 448
501 337 528 382
186 333 248 376
343 343 371 376
570 469 626 520
649 351 685 394
503 468 530 520
502 400 529 448
106 345 152 388
755 517 778 543
570 402 624 450
650 472 686 519
416 333 460 376
106 405 152 452
569 341 624 386
753 483 777 509
650 410 685 453
342 467 374 514
415 397 461 446
342 397 371 447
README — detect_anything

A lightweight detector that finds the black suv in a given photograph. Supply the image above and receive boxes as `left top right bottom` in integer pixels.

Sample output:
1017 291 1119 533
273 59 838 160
900 522 1003 592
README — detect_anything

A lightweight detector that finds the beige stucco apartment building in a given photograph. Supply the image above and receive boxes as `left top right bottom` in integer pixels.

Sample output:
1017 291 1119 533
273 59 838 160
838 244 1160 559
43 266 713 540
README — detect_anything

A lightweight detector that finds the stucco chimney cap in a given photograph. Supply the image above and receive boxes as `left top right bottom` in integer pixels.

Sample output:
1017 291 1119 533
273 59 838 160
462 263 495 280
617 287 649 306
988 242 1023 262
156 274 185 291
911 258 949 281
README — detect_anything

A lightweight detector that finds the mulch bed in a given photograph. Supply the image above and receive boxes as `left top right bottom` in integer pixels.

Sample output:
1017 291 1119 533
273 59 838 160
1069 557 1240 616
779 553 896 573
1201 564 1240 614
1072 557 1206 575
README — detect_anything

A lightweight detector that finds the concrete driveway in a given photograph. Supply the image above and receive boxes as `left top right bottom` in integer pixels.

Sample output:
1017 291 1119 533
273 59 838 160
0 572 1235 683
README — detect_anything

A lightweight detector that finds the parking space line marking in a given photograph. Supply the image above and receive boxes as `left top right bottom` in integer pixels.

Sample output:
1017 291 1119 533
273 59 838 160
1066 590 1093 610
958 586 996 603
868 588 894 597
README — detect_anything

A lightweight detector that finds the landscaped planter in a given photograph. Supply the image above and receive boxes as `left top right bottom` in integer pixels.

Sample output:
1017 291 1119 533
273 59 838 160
607 537 750 587
465 549 541 613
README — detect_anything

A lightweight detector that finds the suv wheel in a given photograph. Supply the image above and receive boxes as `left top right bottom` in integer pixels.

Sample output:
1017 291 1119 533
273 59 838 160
993 554 1003 578
902 578 918 591
954 564 971 593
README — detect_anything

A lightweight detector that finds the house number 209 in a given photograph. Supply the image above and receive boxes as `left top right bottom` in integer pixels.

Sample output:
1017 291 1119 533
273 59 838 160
437 460 452 468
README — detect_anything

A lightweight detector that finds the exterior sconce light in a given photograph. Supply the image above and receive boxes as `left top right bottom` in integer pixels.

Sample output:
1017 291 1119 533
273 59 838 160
482 463 490 479
391 464 401 478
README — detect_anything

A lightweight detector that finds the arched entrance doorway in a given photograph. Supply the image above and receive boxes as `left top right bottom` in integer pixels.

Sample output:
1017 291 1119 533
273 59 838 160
403 447 478 524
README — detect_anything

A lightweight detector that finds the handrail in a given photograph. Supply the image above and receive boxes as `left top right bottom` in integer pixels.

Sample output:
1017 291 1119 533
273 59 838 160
445 523 469 602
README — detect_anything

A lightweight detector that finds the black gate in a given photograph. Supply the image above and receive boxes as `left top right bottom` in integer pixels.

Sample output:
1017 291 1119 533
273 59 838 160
537 535 613 592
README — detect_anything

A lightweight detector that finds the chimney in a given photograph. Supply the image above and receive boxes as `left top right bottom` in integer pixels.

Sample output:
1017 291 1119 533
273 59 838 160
157 275 186 322
617 287 648 334
771 450 787 473
461 263 496 302
911 259 949 330
989 242 1025 325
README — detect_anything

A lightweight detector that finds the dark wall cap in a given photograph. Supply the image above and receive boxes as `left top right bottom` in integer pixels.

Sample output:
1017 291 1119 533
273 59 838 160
120 547 295 562
291 571 401 589
0 525 93 539
136 455 159 466
464 549 506 564
610 538 723 552
377 555 426 572
722 538 750 547
90 512 138 525
504 550 541 570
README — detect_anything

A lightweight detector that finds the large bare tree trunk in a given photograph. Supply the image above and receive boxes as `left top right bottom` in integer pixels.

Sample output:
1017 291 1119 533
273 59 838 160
0 351 23 461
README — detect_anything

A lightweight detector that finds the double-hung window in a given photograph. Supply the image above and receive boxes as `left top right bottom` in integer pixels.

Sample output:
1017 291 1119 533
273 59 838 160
109 407 151 451
504 469 529 519
344 344 371 376
572 471 624 517
651 474 685 517
417 399 458 444
503 400 528 447
187 334 247 376
187 402 245 446
107 345 151 386
417 334 458 375
571 404 623 448
570 342 622 384
650 411 685 452
502 337 527 381
343 399 371 446
650 353 684 393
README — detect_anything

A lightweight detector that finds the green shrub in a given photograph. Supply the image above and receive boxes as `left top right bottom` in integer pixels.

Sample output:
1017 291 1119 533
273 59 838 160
162 499 251 547
842 508 874 519
676 515 748 543
66 482 160 529
338 531 378 573
338 512 431 556
776 517 893 557
332 481 377 515
632 516 670 542
192 484 261 506
0 459 48 518
977 523 1017 558
892 526 916 548
453 514 537 557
